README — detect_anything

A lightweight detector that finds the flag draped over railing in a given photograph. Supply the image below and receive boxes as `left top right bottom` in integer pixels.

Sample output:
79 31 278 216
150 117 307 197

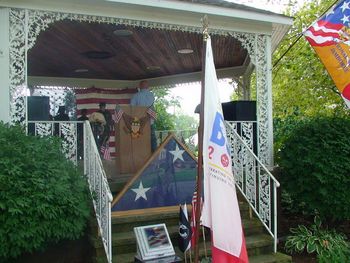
304 0 350 108
200 36 249 263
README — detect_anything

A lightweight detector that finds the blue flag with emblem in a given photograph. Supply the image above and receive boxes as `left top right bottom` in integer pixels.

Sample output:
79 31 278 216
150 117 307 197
111 134 197 212
178 203 192 253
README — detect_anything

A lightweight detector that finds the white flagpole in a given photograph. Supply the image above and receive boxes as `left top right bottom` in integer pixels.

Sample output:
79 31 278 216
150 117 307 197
194 15 209 263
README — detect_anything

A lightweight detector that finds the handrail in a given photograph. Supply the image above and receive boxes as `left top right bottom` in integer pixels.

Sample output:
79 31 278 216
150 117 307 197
84 121 113 263
226 121 280 252
227 122 279 186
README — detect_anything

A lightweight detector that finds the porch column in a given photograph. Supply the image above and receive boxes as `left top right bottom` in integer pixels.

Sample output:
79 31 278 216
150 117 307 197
0 8 10 123
256 34 273 168
266 36 273 168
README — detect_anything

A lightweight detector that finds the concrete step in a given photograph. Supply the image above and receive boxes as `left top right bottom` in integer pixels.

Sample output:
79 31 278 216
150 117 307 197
111 204 258 231
96 250 291 263
94 228 274 258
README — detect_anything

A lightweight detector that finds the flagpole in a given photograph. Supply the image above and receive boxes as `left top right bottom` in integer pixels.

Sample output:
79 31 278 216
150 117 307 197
194 15 209 263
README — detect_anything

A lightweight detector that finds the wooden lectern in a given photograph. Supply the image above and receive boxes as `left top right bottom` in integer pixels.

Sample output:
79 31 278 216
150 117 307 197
115 106 152 174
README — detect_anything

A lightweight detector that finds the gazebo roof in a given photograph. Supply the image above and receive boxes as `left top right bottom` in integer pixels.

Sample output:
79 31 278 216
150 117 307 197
0 0 293 88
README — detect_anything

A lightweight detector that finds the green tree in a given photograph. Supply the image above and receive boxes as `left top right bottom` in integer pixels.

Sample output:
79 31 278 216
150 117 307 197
152 87 179 131
278 117 350 221
174 113 198 131
273 0 350 118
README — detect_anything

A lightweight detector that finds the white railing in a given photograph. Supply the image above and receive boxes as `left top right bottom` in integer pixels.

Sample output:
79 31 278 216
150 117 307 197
84 121 113 263
27 121 80 164
27 121 113 263
226 121 280 252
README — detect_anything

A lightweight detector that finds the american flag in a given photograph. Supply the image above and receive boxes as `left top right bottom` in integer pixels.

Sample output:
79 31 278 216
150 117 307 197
304 1 350 47
145 227 169 248
146 107 157 120
76 86 137 158
190 185 202 248
304 0 350 108
111 135 197 212
112 108 124 123
100 143 111 160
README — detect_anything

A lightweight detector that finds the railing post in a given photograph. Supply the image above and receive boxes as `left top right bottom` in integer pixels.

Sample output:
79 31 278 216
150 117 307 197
108 198 112 263
273 182 278 253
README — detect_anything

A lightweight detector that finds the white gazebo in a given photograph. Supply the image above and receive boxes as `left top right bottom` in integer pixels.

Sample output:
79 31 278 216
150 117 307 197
0 1 293 262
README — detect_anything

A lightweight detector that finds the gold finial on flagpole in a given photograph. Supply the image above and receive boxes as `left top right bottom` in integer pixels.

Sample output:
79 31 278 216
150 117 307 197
201 15 209 40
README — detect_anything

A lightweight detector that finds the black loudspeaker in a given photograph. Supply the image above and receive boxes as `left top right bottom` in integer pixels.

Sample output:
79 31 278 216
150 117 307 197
221 100 256 121
27 96 50 121
222 100 257 155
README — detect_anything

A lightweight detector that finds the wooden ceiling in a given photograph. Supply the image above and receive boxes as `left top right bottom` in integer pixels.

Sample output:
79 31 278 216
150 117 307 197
28 20 248 81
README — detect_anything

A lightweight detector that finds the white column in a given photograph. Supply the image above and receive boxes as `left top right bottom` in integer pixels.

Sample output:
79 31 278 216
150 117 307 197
266 35 274 168
0 8 10 123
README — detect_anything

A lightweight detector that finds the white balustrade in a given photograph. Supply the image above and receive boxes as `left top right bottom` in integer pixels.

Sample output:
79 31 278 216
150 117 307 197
226 121 279 252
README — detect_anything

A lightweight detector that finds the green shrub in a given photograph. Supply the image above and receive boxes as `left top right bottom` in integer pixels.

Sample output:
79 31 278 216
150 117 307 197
0 123 90 261
273 115 305 155
277 117 350 221
285 216 350 263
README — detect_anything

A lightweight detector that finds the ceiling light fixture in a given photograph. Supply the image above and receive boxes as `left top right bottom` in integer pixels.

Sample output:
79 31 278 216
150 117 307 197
146 66 161 71
113 29 133 37
74 68 89 73
177 48 194 54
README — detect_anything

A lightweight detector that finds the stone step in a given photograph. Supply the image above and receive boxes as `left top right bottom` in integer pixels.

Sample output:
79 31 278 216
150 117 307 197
94 226 273 258
250 252 292 263
110 201 252 229
95 250 291 263
112 215 263 236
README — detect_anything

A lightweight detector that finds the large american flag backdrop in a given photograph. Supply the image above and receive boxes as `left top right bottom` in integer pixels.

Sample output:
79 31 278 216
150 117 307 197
304 0 350 107
76 86 137 158
111 134 197 212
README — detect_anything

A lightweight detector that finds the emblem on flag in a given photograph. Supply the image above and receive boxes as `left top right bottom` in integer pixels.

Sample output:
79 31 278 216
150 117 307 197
178 203 192 253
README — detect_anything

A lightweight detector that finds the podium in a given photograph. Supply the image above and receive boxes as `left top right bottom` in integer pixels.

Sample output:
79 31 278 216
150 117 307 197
115 106 152 174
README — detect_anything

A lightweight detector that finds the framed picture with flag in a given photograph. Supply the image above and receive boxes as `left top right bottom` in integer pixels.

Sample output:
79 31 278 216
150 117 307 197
134 223 175 261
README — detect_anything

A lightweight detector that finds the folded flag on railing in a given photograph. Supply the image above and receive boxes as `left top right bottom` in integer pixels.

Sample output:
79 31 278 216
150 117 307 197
179 203 192 253
146 107 157 120
100 144 111 160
